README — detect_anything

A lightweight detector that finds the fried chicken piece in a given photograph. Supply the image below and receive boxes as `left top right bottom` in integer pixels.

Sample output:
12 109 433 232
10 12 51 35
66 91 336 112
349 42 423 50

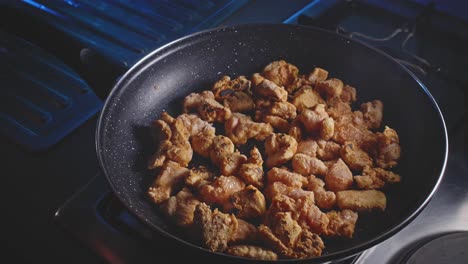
183 91 231 122
185 166 215 189
325 158 353 192
307 67 329 85
292 86 325 110
258 223 325 258
340 141 373 171
224 185 266 219
298 104 328 133
267 167 307 188
263 182 315 205
148 140 171 169
268 212 303 247
191 126 216 158
193 203 238 252
361 100 383 129
286 75 312 94
288 120 304 142
199 176 246 205
324 210 358 238
321 117 335 140
225 113 274 145
336 190 387 212
267 193 327 235
253 78 288 102
316 78 344 98
333 112 378 153
225 245 278 260
316 139 342 161
149 113 214 169
212 76 251 99
265 133 298 168
165 123 193 167
292 153 328 177
231 219 258 244
223 91 255 112
376 126 401 169
147 161 190 204
251 73 265 86
354 165 401 189
340 84 357 103
160 187 201 227
238 147 265 188
148 113 194 169
298 104 334 140
267 101 297 120
209 135 235 166
176 113 213 136
326 96 352 119
219 151 247 176
296 139 318 157
259 114 290 132
262 60 299 87
306 175 336 209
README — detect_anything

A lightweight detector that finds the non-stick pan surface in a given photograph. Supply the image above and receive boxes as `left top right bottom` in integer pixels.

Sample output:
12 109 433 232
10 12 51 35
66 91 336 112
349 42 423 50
96 24 447 262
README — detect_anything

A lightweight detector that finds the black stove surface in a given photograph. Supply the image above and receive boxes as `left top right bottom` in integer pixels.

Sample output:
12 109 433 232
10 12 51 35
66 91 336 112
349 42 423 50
3 1 468 264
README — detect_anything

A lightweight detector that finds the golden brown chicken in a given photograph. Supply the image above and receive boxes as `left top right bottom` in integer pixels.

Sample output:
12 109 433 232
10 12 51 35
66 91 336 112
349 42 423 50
336 190 387 212
265 133 298 168
225 245 278 260
238 147 265 188
199 175 246 206
225 113 274 145
292 153 328 177
262 60 299 88
160 187 201 227
223 185 266 219
325 158 353 192
147 161 190 204
193 203 238 252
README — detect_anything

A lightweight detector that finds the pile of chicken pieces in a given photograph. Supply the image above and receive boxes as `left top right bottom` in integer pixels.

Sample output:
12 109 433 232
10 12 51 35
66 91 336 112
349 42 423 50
147 60 401 260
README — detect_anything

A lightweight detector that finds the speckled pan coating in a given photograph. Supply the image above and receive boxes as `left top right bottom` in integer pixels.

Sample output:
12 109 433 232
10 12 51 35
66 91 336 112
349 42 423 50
96 24 447 263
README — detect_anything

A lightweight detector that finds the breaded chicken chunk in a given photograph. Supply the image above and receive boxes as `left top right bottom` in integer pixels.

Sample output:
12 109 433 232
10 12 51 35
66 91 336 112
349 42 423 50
292 153 328 177
225 113 274 145
199 175 246 206
340 141 373 171
376 126 401 169
265 133 298 168
307 67 329 85
253 77 288 102
226 245 278 260
361 100 383 129
224 185 267 219
147 161 190 204
212 76 251 99
183 90 232 122
193 203 238 252
336 190 387 212
325 159 353 192
238 147 265 188
262 60 299 88
306 175 336 209
160 187 201 227
324 210 358 238
292 86 325 110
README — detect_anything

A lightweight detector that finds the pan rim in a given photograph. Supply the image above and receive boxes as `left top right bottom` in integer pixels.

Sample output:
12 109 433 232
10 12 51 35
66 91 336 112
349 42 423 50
95 23 449 262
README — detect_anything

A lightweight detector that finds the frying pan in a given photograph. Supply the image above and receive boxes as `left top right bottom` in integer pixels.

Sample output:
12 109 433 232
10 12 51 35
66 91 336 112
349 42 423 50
96 24 448 262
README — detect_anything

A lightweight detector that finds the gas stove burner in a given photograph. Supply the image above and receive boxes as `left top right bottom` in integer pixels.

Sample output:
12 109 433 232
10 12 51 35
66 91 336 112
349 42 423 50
398 232 468 264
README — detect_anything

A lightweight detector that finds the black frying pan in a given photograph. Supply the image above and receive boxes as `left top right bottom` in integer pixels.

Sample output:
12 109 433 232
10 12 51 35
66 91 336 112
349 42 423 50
96 24 448 263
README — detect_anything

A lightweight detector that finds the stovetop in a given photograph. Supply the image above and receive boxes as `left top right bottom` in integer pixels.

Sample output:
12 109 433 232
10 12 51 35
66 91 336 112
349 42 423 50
2 1 468 263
